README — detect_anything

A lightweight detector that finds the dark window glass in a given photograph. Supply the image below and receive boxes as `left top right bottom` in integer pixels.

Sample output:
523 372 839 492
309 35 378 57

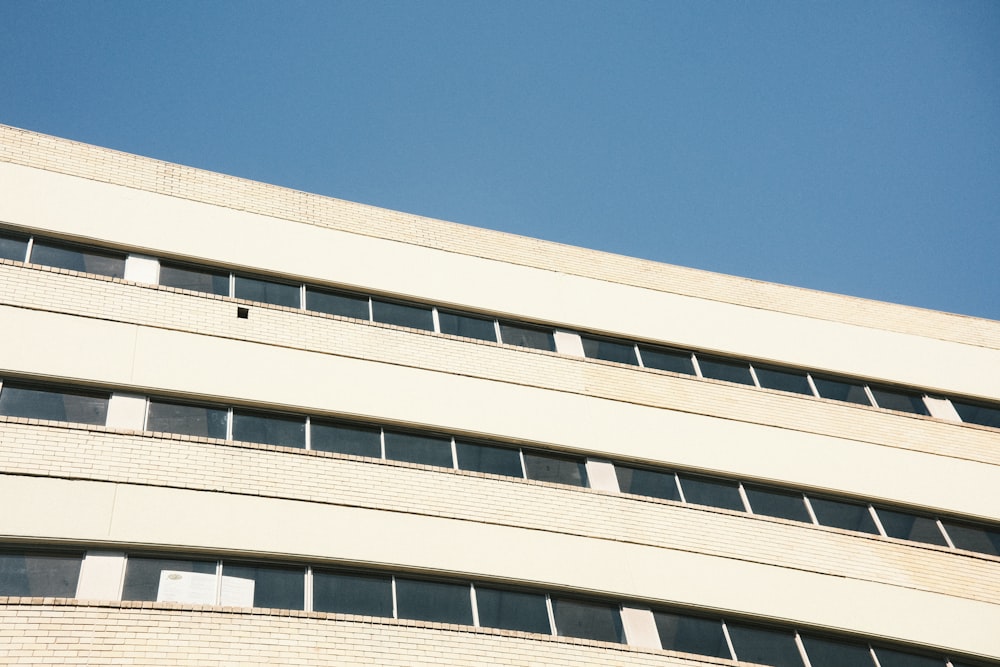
812 377 871 405
726 623 805 667
873 647 944 667
383 430 453 468
551 597 624 643
232 409 305 448
439 311 497 342
744 485 811 523
498 322 556 351
221 562 304 610
0 231 29 261
371 299 434 331
313 570 393 617
0 552 81 597
653 611 731 659
159 263 229 296
0 383 109 425
122 557 217 602
754 367 813 396
801 635 873 667
697 356 755 386
30 239 126 278
146 399 227 439
396 578 473 625
306 287 370 320
951 400 1000 429
638 346 696 375
808 497 879 535
455 440 523 477
523 452 587 487
581 336 638 365
677 474 745 511
310 420 381 458
876 509 948 546
615 466 681 502
234 275 300 308
476 587 551 634
869 386 928 415
939 520 1000 556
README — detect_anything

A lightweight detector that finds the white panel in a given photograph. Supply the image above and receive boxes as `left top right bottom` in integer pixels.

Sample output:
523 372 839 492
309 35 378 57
76 551 126 600
106 393 147 430
924 396 962 422
123 254 159 284
585 459 620 493
553 330 585 357
620 606 661 650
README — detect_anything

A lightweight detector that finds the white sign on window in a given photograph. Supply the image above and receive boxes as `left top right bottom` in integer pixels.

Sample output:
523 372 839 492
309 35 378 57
157 570 217 604
220 575 255 607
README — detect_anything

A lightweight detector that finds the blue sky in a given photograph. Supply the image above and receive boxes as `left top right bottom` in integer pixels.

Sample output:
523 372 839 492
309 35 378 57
2 1 998 319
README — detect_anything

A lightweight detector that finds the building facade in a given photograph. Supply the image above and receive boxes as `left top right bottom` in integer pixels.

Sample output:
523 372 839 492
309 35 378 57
1 124 998 666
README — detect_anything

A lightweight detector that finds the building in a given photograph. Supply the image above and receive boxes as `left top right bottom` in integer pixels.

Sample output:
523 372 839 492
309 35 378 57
0 123 998 666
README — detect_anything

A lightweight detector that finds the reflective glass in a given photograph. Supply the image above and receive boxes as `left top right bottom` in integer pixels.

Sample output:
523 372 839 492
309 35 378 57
696 356 755 386
812 376 871 405
371 299 434 331
873 647 944 667
614 466 681 501
234 275 300 308
744 485 811 522
439 311 497 342
310 420 381 457
638 346 696 375
30 239 126 278
122 556 217 602
869 386 929 415
232 409 305 448
951 400 1000 429
146 400 227 439
455 440 523 477
383 430 453 467
523 452 587 487
221 562 304 610
580 336 638 365
313 570 393 617
159 263 230 296
0 232 29 261
677 474 745 511
653 611 731 659
754 367 813 396
475 587 551 633
551 597 624 643
808 497 879 534
0 552 81 597
396 578 473 625
800 635 873 667
876 509 948 546
0 383 109 425
498 322 556 351
939 520 1000 556
306 287 370 320
726 623 805 667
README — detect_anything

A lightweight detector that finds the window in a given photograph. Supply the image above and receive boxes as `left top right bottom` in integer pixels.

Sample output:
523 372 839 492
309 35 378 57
475 586 551 633
0 382 109 425
395 578 473 625
808 497 879 535
951 400 1000 429
371 299 434 331
653 611 731 659
875 509 947 546
313 570 393 616
232 409 305 448
696 356 755 386
580 335 638 365
551 597 624 643
455 440 523 477
726 623 805 667
498 321 555 351
744 485 811 523
522 451 587 487
159 262 229 296
0 231 29 261
873 647 945 667
122 556 217 603
637 345 696 375
234 275 300 308
869 386 928 415
812 376 871 405
439 310 497 342
753 366 813 396
146 399 227 439
939 520 1000 556
0 551 82 597
615 465 681 502
383 430 453 468
677 474 745 512
800 635 873 667
310 419 381 458
306 287 370 320
29 238 126 278
220 562 305 610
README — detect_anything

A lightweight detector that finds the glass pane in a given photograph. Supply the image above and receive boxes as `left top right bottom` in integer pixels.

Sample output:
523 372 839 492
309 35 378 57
439 311 497 342
638 346 696 375
313 570 392 617
726 623 805 667
0 232 29 261
30 239 126 278
523 452 587 487
801 635 874 667
812 376 872 405
754 367 813 396
939 520 1000 556
0 383 109 425
0 552 81 597
159 263 230 296
744 485 811 523
310 420 381 458
952 400 1000 428
455 440 523 477
371 299 434 331
232 409 305 448
580 336 638 365
306 287 370 320
221 562 304 610
122 556 217 603
383 430 453 468
653 611 731 659
873 647 944 667
551 597 624 643
869 386 928 415
476 587 551 634
697 356 755 386
876 509 948 546
677 474 745 511
498 322 555 351
396 578 473 625
234 275 300 308
146 400 227 439
615 466 681 502
808 497 879 534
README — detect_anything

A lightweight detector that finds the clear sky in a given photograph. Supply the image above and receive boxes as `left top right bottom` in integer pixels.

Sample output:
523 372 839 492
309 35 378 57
2 1 998 319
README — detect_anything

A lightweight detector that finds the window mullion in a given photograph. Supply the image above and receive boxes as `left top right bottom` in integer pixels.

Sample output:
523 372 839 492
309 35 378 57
24 236 34 262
